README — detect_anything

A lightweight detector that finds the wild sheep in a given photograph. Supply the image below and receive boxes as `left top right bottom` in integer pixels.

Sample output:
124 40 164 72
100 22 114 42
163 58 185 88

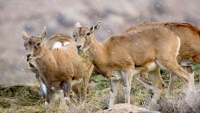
22 27 87 112
124 22 199 96
73 22 193 108
26 34 74 98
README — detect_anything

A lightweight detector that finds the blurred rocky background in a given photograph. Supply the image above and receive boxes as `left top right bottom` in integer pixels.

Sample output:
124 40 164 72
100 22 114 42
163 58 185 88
0 0 200 84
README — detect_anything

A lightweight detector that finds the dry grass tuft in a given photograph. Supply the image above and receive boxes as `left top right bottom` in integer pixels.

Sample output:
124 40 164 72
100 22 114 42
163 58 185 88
156 87 200 113
0 74 200 113
158 94 192 112
185 86 200 112
0 84 44 113
150 74 200 113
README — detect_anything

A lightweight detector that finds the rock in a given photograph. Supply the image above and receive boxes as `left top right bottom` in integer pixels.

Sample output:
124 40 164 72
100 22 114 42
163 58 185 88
97 103 160 113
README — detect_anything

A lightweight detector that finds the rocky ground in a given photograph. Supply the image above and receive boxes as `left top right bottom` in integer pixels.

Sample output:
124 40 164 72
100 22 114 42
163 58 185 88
98 104 159 113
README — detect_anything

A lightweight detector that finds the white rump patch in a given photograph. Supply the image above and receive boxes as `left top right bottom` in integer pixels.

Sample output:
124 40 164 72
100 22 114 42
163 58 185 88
52 42 62 49
63 41 70 47
52 41 70 49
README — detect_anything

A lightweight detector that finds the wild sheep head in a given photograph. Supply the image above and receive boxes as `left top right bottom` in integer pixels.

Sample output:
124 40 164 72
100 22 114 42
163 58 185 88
73 21 100 52
22 27 46 62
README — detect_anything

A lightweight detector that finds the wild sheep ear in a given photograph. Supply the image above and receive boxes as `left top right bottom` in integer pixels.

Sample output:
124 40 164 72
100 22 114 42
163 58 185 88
40 26 46 40
90 21 100 33
74 22 82 29
22 31 29 40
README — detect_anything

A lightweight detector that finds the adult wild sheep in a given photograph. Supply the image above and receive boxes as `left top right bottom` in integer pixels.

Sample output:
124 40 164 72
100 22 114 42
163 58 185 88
124 22 198 96
73 22 193 108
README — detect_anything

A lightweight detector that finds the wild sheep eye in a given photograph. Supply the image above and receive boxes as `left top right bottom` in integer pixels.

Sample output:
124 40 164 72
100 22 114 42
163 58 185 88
86 32 90 36
37 42 41 46
73 34 75 37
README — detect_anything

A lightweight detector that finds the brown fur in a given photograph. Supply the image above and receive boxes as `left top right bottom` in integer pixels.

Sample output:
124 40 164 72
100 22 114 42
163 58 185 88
22 28 86 111
27 34 75 98
124 22 198 97
75 26 184 79
124 22 200 63
47 33 94 103
27 33 94 104
73 22 193 108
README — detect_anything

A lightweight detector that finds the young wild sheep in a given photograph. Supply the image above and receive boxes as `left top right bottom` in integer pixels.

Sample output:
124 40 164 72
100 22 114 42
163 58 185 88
27 33 94 104
22 27 86 112
26 34 74 98
73 22 193 108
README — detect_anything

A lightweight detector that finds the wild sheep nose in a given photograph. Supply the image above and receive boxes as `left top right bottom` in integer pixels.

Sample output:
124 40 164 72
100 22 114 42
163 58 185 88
76 45 81 50
26 54 31 61
27 54 31 58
